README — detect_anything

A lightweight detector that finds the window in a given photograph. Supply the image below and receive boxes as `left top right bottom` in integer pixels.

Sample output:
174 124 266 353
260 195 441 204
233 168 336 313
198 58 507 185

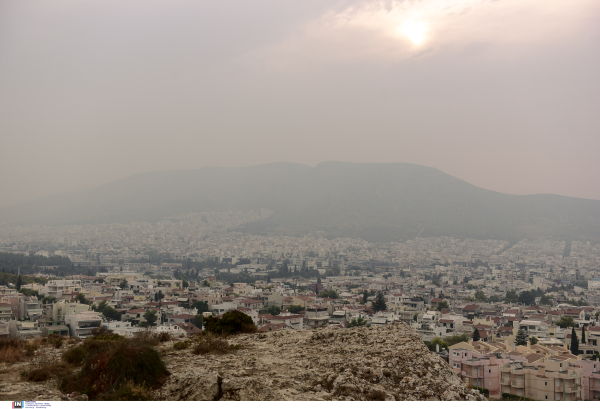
488 370 491 374
545 395 548 400
545 382 548 386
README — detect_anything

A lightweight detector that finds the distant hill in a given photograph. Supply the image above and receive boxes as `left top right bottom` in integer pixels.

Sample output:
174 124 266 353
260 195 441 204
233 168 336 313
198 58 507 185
2 161 600 243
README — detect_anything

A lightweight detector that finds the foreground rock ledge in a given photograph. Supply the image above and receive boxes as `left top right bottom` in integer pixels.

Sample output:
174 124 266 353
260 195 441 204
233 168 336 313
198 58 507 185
155 322 485 401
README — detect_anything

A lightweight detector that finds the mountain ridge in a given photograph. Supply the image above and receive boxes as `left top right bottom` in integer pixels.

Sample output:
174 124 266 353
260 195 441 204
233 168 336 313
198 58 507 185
2 161 600 243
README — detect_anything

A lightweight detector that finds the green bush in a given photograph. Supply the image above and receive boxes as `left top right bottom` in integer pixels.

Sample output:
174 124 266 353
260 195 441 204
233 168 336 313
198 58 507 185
501 392 534 401
473 386 489 396
204 310 257 336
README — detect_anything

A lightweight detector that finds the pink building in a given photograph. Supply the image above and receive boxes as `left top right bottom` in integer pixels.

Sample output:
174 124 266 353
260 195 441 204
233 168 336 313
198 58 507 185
576 359 600 401
448 348 517 398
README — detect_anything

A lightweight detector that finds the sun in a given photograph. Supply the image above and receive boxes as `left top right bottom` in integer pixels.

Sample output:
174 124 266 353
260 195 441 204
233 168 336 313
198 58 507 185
400 21 427 45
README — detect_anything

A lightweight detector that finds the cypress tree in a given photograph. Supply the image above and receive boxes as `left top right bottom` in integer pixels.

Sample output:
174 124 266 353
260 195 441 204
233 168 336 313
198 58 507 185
581 326 586 344
515 328 528 346
373 292 387 312
570 327 579 355
473 327 481 342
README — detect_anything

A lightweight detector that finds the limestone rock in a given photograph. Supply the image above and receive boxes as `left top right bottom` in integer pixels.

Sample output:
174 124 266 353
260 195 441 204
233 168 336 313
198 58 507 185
154 322 485 401
155 368 222 401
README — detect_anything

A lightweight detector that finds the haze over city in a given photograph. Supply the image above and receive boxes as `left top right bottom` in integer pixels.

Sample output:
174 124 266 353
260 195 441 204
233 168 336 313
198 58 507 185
2 1 600 403
1 0 599 207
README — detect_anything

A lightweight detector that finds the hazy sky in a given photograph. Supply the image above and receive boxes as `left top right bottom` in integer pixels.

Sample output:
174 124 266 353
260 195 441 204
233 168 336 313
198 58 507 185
1 0 599 207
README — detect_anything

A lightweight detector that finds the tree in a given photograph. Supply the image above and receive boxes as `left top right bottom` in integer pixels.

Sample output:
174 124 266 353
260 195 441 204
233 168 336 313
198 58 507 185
474 290 487 302
154 290 164 302
372 292 387 313
515 328 528 346
204 310 257 335
191 314 203 328
581 326 586 344
424 337 449 352
94 301 122 321
191 301 210 314
518 291 535 306
347 317 368 328
319 290 338 299
267 305 281 316
472 328 481 342
288 305 304 314
436 300 449 311
505 290 518 303
530 336 538 345
556 316 576 328
317 277 321 284
539 294 553 306
75 293 90 305
144 310 158 327
182 279 189 288
363 291 368 304
266 276 271 284
570 327 579 355
119 279 128 290
16 274 22 290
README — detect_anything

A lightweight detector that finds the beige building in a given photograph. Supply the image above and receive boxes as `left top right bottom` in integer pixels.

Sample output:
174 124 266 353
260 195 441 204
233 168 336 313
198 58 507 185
499 358 583 401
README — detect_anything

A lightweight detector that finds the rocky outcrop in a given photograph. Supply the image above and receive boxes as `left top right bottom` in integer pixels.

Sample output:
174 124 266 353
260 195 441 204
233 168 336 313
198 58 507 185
154 322 485 401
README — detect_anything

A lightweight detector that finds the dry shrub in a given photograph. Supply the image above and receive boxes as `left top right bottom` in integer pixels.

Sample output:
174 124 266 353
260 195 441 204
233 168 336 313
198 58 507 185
173 340 191 350
0 338 26 364
25 343 38 357
91 327 123 341
156 332 171 343
62 345 87 365
47 334 64 349
22 361 73 382
192 333 240 355
132 330 170 347
29 337 45 349
106 381 154 401
60 337 169 400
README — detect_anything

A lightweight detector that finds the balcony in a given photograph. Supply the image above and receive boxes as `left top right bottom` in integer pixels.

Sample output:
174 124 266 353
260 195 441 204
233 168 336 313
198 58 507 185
500 378 511 385
564 386 581 393
511 382 524 388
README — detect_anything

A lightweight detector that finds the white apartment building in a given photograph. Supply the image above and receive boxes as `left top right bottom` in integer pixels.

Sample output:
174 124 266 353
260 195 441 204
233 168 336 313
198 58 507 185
65 311 102 338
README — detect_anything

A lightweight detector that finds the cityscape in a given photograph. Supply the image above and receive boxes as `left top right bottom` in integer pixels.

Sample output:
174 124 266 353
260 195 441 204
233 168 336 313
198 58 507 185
1 211 600 400
1 0 599 404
